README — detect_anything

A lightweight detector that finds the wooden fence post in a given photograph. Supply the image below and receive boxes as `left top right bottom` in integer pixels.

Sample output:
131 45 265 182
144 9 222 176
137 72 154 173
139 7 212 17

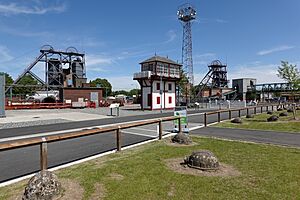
229 110 231 119
178 118 182 133
218 112 221 122
116 126 121 151
40 138 48 171
158 120 162 140
266 106 268 112
261 106 263 113
246 108 249 115
204 113 207 127
238 110 241 117
254 107 257 114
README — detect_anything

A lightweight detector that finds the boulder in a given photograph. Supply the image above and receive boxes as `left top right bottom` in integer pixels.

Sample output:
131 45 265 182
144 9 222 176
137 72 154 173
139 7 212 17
279 112 288 117
171 132 192 145
231 117 242 124
267 111 273 115
267 115 278 122
183 150 219 170
23 170 61 200
246 114 254 118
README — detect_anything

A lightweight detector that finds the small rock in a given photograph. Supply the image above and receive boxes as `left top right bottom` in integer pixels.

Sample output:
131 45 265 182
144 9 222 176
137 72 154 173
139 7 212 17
246 114 254 118
171 132 192 145
231 118 242 124
267 111 273 115
23 170 61 200
279 112 288 117
267 115 278 122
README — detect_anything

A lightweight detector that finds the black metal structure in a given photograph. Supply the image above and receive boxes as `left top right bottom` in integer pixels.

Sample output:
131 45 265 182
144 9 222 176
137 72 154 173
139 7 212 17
6 45 86 93
196 60 228 96
178 3 196 85
248 83 295 92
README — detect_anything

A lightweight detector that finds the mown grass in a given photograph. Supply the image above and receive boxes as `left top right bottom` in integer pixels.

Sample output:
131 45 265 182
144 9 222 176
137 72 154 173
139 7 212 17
214 111 300 133
1 137 299 199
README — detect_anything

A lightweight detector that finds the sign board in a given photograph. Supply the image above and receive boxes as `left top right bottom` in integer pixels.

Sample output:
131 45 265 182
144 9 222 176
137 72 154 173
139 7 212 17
90 92 99 107
109 103 120 108
0 73 5 118
174 106 188 133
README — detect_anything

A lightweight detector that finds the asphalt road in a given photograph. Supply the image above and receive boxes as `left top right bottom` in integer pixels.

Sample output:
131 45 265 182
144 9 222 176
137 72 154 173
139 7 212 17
0 109 214 139
191 127 300 148
0 105 274 183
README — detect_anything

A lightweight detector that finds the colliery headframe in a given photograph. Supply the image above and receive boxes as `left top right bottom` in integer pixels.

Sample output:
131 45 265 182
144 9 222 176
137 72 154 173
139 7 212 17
6 45 86 93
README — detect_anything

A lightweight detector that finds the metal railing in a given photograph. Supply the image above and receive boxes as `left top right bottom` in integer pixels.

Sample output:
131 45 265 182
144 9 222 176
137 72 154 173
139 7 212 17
0 116 181 171
203 103 296 127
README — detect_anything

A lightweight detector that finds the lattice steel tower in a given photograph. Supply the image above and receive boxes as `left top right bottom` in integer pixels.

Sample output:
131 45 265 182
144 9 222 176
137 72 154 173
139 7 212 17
177 3 196 85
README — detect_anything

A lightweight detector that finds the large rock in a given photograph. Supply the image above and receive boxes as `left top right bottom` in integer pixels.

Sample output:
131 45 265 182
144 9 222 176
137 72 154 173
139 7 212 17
267 115 278 122
231 117 242 124
277 108 283 111
279 112 288 117
267 111 273 115
23 170 61 200
184 150 219 170
171 132 192 145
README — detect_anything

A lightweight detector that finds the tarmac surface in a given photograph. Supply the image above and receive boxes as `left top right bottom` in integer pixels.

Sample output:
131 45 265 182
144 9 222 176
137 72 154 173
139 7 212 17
0 105 295 183
191 127 300 148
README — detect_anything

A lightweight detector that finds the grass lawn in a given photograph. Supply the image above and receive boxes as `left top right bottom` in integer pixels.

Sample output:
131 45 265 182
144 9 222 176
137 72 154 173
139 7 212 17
1 137 299 199
214 111 300 133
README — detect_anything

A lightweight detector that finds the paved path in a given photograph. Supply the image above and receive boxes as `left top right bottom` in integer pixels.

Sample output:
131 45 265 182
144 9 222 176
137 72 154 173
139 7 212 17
191 127 300 148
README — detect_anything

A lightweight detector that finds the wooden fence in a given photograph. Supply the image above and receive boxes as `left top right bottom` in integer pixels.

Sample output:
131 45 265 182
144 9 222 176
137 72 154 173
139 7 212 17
0 116 181 171
203 103 295 126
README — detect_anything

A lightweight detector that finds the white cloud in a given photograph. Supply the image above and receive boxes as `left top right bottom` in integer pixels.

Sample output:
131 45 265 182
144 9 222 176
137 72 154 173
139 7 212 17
257 45 295 56
107 76 137 91
0 2 66 15
0 45 13 62
0 25 51 37
85 55 116 66
196 18 228 24
193 52 216 66
228 63 283 84
164 30 177 43
194 61 287 86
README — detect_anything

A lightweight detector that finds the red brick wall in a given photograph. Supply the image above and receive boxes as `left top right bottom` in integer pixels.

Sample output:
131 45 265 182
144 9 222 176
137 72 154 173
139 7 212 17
62 88 103 104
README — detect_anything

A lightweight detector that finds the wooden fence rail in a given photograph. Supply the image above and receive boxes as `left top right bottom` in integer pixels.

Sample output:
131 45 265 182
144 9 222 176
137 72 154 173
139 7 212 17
203 103 295 127
0 116 181 171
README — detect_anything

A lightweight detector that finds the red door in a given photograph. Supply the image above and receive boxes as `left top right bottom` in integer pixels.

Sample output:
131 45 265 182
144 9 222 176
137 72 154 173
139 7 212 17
147 94 152 107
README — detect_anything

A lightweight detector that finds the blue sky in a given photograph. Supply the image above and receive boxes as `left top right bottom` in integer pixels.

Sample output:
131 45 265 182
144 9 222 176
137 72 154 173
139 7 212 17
0 0 299 90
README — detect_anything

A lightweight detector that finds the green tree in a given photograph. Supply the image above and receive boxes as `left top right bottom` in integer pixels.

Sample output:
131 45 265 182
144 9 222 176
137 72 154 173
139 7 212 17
277 61 300 90
90 78 112 97
112 90 129 96
128 88 140 97
4 73 13 86
277 61 300 119
13 74 38 96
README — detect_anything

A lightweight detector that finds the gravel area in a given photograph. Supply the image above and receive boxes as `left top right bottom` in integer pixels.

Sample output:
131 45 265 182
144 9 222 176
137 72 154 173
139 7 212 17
0 119 71 129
